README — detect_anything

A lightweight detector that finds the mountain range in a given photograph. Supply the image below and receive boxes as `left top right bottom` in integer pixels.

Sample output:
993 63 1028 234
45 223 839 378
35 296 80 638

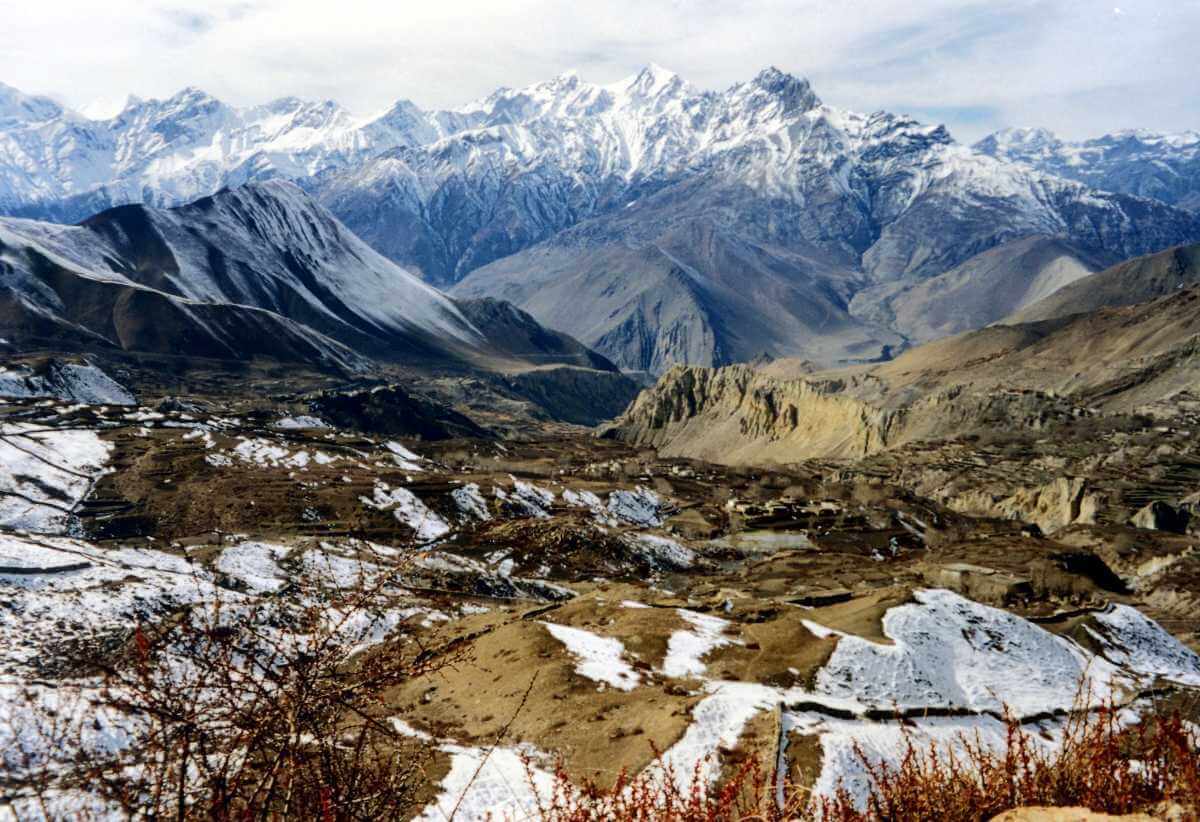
3 68 1200 373
976 127 1200 212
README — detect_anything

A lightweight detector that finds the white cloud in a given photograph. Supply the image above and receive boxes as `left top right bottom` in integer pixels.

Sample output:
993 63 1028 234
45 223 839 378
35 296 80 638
0 0 1195 141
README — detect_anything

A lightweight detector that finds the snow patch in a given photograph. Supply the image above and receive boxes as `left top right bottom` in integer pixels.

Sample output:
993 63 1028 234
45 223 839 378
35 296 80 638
385 440 424 471
360 481 450 541
625 533 695 570
272 415 329 430
812 589 1123 714
542 621 640 691
215 541 291 593
663 609 738 678
1088 604 1200 687
607 486 667 527
415 743 555 821
451 483 491 521
0 423 113 534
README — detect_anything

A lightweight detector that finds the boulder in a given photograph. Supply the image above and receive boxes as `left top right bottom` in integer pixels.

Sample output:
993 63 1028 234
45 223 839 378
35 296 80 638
1130 501 1191 534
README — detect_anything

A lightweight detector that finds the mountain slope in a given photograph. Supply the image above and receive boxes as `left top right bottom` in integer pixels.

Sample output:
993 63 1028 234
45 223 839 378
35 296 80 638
605 284 1200 462
0 182 621 376
443 76 1198 370
0 216 365 370
417 69 1198 370
848 236 1111 343
451 194 901 372
877 285 1200 412
1008 243 1200 324
79 180 483 360
318 67 1200 291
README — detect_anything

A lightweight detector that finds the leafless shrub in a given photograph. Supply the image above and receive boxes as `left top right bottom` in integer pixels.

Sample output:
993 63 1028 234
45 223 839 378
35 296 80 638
529 700 1200 822
5 553 460 820
528 750 809 822
818 702 1200 821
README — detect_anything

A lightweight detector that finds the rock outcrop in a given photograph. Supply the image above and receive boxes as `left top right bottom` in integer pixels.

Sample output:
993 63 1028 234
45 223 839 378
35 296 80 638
0 358 135 405
601 364 1091 464
949 477 1103 535
1130 501 1192 533
307 384 490 440
599 365 907 462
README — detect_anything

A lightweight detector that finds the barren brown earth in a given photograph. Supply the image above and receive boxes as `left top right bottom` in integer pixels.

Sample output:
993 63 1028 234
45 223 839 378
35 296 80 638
2 353 1200 819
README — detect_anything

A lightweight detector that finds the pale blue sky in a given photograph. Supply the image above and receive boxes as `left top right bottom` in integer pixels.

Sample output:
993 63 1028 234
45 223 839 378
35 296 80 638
1 0 1195 142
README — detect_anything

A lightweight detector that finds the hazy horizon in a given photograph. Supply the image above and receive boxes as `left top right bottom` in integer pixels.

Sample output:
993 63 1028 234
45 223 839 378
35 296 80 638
1 0 1196 143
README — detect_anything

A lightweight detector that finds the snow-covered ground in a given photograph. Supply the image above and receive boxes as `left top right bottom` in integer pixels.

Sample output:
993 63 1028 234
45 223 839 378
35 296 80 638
0 363 135 406
214 541 292 593
414 742 556 822
451 482 491 521
810 588 1123 714
624 533 696 570
0 528 470 809
497 478 556 519
1088 604 1200 687
206 436 340 470
607 486 668 527
0 533 218 673
3 404 1197 820
385 441 424 471
271 415 330 430
0 423 113 534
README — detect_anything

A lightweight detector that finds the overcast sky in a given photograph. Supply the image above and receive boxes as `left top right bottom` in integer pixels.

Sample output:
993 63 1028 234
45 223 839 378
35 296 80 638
1 0 1195 142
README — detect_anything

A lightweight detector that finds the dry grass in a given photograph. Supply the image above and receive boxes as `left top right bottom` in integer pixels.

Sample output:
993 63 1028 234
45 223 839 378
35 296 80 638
528 753 808 821
816 705 1200 822
533 702 1200 822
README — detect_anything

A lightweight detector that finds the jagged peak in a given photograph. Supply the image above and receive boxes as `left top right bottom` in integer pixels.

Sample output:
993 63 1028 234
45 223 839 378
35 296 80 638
623 62 684 96
746 66 821 112
530 69 591 98
376 97 426 120
257 95 306 112
213 177 310 203
974 127 1061 156
1096 128 1200 147
113 93 145 116
0 81 65 123
640 62 677 80
169 85 220 103
118 86 227 116
110 86 222 121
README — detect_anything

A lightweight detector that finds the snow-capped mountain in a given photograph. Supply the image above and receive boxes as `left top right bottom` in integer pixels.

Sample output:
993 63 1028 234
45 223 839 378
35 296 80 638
976 127 1200 211
345 64 1194 283
426 69 1200 370
0 82 444 223
3 68 1200 372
